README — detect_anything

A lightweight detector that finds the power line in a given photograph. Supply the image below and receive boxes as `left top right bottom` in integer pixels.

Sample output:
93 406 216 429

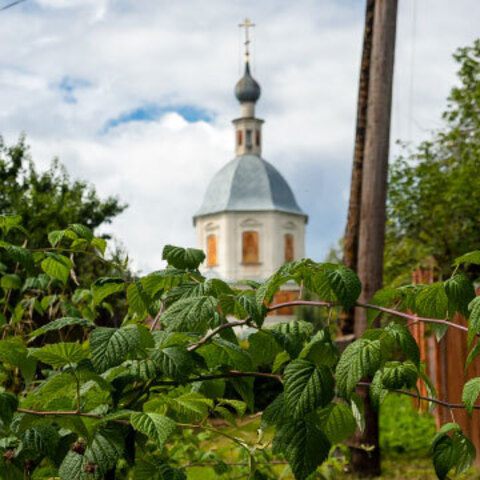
0 0 27 12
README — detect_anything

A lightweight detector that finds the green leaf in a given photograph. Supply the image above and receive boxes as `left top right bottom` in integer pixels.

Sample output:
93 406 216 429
134 459 186 480
350 392 365 432
153 345 194 381
7 245 34 271
92 277 126 306
336 339 381 397
433 435 459 480
22 424 59 457
381 361 418 390
127 278 154 317
1 274 21 289
58 451 88 480
454 250 480 266
462 377 480 415
130 412 176 449
206 337 252 371
465 342 480 371
0 214 23 234
70 224 93 243
32 342 86 367
90 326 142 372
432 422 461 448
161 296 218 334
317 402 356 444
452 431 476 474
248 330 282 367
284 359 334 418
92 237 107 255
0 389 18 426
385 322 420 366
159 392 213 422
230 376 255 412
29 317 95 338
325 265 361 309
48 230 65 247
273 419 330 480
367 287 399 327
41 253 72 284
261 393 286 429
162 245 205 270
256 271 293 309
445 274 475 318
369 370 388 411
84 428 124 474
269 321 313 358
468 297 480 347
416 282 448 319
299 329 339 368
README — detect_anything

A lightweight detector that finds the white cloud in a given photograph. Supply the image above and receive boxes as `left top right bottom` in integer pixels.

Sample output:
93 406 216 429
0 0 478 271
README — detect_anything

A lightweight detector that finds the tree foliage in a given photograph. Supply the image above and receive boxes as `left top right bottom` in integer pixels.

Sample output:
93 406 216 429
0 216 479 479
386 39 480 285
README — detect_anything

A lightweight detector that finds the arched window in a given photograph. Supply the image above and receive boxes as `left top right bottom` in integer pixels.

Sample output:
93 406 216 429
256 130 261 146
246 129 252 150
242 231 259 264
237 130 243 147
207 234 217 267
284 234 294 263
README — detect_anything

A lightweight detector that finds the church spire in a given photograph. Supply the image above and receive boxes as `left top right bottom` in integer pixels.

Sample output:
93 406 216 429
233 18 263 157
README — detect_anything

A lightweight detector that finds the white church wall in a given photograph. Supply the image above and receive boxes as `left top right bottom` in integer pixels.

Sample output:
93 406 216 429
196 210 306 282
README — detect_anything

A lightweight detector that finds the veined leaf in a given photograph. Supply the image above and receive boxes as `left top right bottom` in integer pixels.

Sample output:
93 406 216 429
248 330 282 367
90 326 142 372
452 431 476 474
41 253 72 285
48 230 65 247
92 277 126 306
445 274 475 318
384 322 420 366
7 245 34 271
462 377 480 415
273 418 330 480
261 393 286 429
161 296 218 334
32 342 87 367
433 435 459 480
1 274 21 289
162 245 205 270
134 459 186 480
58 451 88 480
70 224 93 243
416 282 448 319
84 428 124 474
155 392 213 422
269 321 313 358
22 424 59 456
29 317 94 338
468 297 480 347
130 412 176 449
454 251 480 266
256 271 293 309
317 402 356 445
465 342 480 371
284 359 334 418
0 389 18 426
325 265 361 309
336 339 381 397
153 345 194 381
381 361 418 390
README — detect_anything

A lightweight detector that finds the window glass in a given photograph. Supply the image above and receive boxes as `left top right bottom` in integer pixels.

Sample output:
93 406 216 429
285 234 294 263
207 234 217 267
242 231 259 263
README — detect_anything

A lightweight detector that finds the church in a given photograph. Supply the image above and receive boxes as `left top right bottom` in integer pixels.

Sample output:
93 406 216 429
193 20 307 311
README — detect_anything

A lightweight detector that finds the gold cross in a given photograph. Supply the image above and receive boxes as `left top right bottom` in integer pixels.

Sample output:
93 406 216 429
239 18 255 61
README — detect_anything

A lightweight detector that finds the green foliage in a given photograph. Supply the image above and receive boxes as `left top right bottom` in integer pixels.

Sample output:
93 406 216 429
385 40 480 285
0 218 478 479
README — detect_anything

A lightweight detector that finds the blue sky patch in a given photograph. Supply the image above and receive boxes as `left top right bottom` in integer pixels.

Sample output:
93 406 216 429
103 104 214 131
57 76 92 104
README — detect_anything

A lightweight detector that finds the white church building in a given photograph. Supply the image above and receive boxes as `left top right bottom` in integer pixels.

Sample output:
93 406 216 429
193 22 307 312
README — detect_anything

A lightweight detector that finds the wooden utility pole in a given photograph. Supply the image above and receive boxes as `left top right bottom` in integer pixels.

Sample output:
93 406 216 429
356 0 398 336
340 0 375 336
351 0 398 476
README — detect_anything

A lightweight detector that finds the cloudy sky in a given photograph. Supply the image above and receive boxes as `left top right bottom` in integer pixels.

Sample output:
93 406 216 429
0 0 478 273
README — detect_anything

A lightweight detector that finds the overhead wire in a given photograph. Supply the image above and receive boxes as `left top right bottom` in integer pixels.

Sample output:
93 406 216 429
0 0 27 12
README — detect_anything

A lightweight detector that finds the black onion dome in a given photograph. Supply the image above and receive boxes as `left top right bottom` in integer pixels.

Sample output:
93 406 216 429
234 62 261 104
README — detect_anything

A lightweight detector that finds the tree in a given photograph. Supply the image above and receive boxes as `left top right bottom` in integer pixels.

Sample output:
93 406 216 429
385 40 480 286
0 135 126 249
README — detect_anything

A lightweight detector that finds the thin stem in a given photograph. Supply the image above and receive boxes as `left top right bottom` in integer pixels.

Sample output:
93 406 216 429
268 300 469 333
187 319 251 351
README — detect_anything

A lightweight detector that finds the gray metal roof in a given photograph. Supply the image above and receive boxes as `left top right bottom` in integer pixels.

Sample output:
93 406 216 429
235 62 261 104
194 155 307 219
